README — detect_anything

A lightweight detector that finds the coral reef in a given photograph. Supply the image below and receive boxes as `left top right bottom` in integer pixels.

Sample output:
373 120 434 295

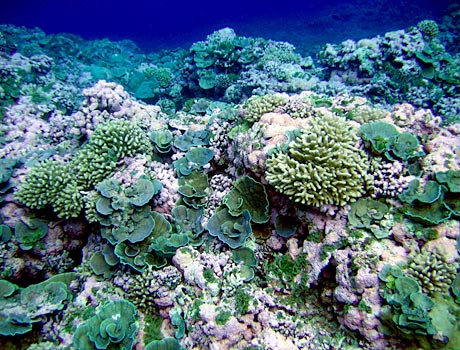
1 16 460 350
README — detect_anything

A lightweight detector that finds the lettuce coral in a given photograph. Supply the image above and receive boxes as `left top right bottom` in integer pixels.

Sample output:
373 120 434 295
73 299 138 350
265 113 372 206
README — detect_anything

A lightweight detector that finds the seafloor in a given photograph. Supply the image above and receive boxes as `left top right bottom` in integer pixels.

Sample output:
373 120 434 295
0 5 460 350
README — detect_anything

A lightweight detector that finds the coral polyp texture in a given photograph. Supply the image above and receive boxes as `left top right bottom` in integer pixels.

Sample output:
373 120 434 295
265 113 372 206
1 10 460 350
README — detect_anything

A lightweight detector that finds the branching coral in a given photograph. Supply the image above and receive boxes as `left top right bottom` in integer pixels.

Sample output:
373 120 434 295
265 113 372 206
71 119 152 187
406 249 459 295
242 94 287 123
371 160 412 198
15 159 84 218
16 119 152 218
113 265 182 314
417 20 440 41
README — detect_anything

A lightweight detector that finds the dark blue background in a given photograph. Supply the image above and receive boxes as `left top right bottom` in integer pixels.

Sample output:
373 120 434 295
0 0 457 52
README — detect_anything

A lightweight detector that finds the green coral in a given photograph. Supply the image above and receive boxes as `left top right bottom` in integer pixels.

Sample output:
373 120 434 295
391 132 426 160
274 213 300 238
71 119 152 187
154 67 173 88
222 175 269 224
169 308 186 339
417 20 440 41
452 274 460 304
94 177 161 245
348 198 390 238
379 264 460 347
429 293 460 350
206 176 267 248
89 245 119 277
243 94 287 122
406 249 459 296
379 269 436 336
361 121 425 161
198 69 217 90
0 224 12 242
403 197 452 225
90 172 204 272
399 179 443 204
232 247 257 282
173 129 210 152
150 233 189 258
436 170 460 193
0 273 75 336
0 157 17 198
361 121 399 154
15 159 84 218
207 208 252 249
15 120 152 219
266 114 372 206
14 218 48 250
146 338 183 350
171 205 204 242
150 129 174 154
177 172 209 209
73 299 138 350
390 276 436 335
114 211 176 271
398 176 459 225
173 147 214 177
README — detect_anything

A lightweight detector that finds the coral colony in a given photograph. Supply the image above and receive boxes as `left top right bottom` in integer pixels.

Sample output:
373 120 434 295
1 12 460 350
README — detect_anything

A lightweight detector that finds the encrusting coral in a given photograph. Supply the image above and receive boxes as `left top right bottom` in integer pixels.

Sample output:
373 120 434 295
265 112 372 206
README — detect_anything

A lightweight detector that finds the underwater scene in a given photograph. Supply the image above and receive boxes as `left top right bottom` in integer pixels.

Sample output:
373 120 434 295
0 0 460 349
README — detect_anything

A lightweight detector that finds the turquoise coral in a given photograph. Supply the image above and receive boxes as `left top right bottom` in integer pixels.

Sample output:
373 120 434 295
73 299 138 350
0 273 75 336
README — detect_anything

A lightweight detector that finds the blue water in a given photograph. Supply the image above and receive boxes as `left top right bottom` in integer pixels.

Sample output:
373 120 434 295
0 0 457 53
